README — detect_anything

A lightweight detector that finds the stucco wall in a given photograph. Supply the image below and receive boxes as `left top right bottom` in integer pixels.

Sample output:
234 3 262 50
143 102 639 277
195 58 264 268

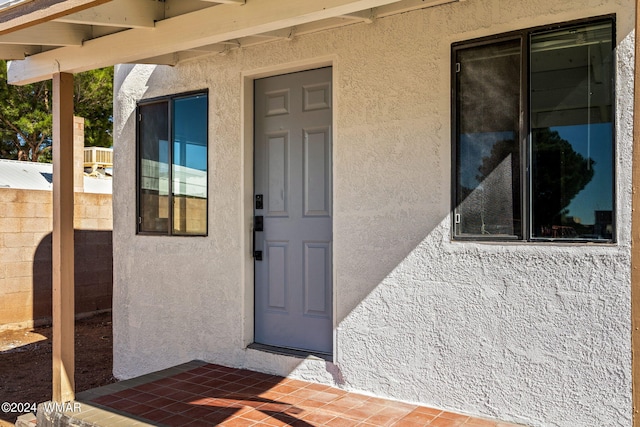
113 0 634 425
0 189 113 329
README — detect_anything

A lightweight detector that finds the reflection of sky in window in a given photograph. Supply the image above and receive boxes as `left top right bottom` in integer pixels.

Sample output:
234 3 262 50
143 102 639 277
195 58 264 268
159 140 169 171
173 143 206 171
173 96 208 172
551 123 612 224
459 132 515 188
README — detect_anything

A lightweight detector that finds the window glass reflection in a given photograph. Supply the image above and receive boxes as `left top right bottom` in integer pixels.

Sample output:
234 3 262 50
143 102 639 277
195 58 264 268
139 102 169 233
530 22 613 240
456 39 521 237
172 95 208 235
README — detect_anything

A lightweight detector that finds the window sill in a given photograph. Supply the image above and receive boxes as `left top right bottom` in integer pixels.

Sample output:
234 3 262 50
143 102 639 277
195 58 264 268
451 237 617 247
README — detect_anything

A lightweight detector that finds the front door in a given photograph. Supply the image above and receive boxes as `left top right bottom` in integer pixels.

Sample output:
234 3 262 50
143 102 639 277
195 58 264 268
254 67 333 355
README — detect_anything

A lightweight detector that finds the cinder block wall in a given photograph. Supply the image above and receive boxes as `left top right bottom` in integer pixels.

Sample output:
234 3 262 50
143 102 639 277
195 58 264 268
0 188 113 330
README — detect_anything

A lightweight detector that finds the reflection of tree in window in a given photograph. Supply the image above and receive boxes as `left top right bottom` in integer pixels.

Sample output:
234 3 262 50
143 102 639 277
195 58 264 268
532 127 594 237
453 18 613 241
462 128 594 238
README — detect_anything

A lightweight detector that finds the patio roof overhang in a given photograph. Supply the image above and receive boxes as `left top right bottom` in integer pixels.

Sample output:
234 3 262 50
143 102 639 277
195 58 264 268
0 0 459 85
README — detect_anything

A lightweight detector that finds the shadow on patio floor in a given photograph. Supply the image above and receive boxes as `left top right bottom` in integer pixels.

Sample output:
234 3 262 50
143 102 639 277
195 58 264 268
34 360 530 426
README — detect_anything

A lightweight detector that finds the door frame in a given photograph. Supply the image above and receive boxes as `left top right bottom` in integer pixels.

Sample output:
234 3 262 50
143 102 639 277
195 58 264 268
241 56 337 357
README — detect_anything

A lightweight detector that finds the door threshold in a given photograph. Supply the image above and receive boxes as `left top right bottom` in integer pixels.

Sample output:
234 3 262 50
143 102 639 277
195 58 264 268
248 343 332 362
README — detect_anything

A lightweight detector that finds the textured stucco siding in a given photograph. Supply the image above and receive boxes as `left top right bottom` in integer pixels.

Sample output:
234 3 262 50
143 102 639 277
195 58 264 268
113 0 634 425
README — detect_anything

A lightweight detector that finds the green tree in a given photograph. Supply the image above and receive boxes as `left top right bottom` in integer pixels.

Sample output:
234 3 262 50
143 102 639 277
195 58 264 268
468 128 594 233
74 66 113 148
531 127 594 229
0 70 51 161
0 61 113 162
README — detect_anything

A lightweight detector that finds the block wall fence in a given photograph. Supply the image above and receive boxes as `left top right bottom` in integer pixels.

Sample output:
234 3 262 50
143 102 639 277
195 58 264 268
0 188 113 330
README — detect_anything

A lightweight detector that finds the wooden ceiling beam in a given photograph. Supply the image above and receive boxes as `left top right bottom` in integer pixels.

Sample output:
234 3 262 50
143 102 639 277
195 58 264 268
55 0 164 28
8 0 405 84
0 0 111 35
0 43 40 59
200 0 245 4
0 21 90 45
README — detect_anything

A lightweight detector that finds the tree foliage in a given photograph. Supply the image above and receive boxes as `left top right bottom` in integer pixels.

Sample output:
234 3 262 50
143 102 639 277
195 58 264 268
74 67 113 148
466 127 594 231
531 127 594 228
0 61 113 162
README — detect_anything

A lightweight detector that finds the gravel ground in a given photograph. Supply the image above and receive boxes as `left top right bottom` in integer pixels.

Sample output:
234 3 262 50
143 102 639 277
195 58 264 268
0 312 116 426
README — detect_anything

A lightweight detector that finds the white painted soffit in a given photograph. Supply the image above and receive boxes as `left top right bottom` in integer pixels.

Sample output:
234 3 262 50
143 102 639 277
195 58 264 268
3 0 460 85
0 0 31 12
0 0 110 34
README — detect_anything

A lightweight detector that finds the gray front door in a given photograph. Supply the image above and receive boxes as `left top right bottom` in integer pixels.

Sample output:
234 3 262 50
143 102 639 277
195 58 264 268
254 67 332 355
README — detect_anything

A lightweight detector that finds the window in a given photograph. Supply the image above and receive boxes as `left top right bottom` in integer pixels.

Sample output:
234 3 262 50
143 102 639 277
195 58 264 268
137 91 208 236
452 17 615 242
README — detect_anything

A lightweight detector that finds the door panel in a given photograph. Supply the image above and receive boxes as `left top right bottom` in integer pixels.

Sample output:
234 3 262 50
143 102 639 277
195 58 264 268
304 242 331 317
266 133 289 216
304 127 331 216
254 67 333 354
267 242 287 310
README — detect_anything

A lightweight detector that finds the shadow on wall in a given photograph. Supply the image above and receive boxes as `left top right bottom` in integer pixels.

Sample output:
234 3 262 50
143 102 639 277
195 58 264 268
32 230 113 322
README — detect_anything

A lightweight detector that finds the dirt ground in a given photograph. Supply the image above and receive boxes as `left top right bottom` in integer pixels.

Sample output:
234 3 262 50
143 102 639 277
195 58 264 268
0 312 116 426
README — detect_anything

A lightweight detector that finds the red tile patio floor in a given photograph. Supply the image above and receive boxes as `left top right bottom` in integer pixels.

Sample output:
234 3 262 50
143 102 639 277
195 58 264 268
66 361 526 427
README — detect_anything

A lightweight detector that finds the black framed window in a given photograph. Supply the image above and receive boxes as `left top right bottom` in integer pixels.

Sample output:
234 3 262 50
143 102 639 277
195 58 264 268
452 17 615 242
137 91 208 236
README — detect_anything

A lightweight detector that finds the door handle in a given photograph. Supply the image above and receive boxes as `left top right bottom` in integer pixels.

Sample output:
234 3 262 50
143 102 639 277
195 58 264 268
253 216 263 260
255 215 264 232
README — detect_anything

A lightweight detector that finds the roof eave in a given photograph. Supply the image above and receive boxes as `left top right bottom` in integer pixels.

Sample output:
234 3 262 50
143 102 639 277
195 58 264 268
0 0 110 36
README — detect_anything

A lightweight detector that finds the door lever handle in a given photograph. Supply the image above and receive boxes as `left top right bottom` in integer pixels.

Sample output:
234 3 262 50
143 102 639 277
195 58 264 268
253 216 263 260
254 215 263 232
